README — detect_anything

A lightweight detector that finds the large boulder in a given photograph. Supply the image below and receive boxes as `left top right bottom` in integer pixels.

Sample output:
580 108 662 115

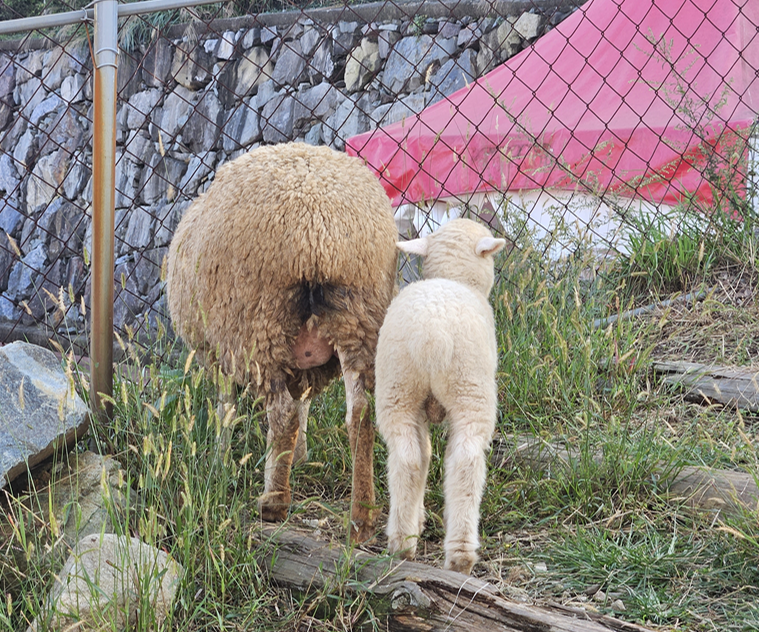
0 341 88 487
28 533 183 632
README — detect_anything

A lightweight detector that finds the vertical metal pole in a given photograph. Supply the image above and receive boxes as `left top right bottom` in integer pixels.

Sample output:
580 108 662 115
91 0 118 422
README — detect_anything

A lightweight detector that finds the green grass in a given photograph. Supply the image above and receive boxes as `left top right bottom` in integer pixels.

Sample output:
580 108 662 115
2 198 759 630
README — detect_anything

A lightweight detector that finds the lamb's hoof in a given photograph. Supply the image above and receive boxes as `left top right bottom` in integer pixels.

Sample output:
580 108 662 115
444 550 477 575
258 491 289 522
387 536 417 560
349 518 376 544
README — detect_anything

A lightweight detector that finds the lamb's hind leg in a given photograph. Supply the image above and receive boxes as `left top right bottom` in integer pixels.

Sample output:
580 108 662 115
379 405 430 560
442 405 494 574
259 385 299 522
338 349 376 543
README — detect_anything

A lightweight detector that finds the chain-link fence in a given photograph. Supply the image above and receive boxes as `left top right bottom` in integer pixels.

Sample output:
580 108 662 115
0 0 755 360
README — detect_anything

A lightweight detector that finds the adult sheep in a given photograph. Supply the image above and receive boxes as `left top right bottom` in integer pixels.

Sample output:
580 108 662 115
166 143 398 542
375 218 506 573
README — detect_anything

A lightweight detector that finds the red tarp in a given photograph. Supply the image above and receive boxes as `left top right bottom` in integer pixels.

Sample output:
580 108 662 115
347 0 759 209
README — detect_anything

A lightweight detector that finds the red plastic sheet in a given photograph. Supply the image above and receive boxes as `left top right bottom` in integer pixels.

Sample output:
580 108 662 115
348 0 759 208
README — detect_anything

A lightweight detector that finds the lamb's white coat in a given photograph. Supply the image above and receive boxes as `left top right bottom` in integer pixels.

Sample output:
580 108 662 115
375 218 506 574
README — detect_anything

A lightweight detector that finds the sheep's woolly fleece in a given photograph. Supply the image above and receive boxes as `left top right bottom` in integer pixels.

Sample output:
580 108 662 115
166 143 398 396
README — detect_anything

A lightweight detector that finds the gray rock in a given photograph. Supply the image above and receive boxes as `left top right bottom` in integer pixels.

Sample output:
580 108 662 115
272 40 307 87
116 51 141 103
293 81 345 125
60 74 85 103
30 93 62 126
141 38 174 88
27 149 70 211
16 50 44 84
261 92 294 143
0 151 19 196
6 242 47 300
122 206 154 252
241 26 262 48
125 89 162 130
332 21 360 57
438 20 462 40
0 341 88 487
29 452 125 549
172 44 213 90
213 31 237 60
178 151 215 197
378 29 400 59
0 198 21 236
62 158 89 201
139 153 186 205
222 99 260 152
42 199 85 260
301 26 323 57
112 261 145 329
124 130 153 160
309 39 335 83
324 93 372 150
13 128 36 170
0 54 16 105
184 90 222 153
514 12 542 39
42 48 79 92
41 107 84 158
476 45 497 75
133 246 167 295
27 533 183 632
115 154 141 209
481 18 521 63
457 23 482 49
157 85 194 141
382 35 451 95
370 92 425 127
0 233 14 292
220 47 272 108
344 39 381 93
305 122 322 145
13 77 48 126
0 294 20 320
428 50 476 104
154 200 190 247
260 25 278 45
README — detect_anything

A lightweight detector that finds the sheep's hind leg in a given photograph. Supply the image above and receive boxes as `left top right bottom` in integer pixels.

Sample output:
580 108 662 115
293 398 310 466
259 387 299 522
339 350 376 543
442 407 493 574
380 407 430 560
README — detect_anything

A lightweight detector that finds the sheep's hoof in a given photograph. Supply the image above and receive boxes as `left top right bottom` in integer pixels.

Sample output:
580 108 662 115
349 518 376 544
258 492 290 522
444 550 477 575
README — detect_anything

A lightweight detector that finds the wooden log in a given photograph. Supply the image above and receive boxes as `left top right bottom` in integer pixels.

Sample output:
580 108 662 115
495 435 759 516
653 360 759 412
258 527 654 632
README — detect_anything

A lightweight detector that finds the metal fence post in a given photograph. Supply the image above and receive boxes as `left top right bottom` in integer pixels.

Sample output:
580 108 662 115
91 0 118 423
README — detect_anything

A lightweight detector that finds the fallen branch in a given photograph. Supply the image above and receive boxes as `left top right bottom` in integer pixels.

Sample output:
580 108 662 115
592 288 709 330
258 527 654 632
653 361 759 412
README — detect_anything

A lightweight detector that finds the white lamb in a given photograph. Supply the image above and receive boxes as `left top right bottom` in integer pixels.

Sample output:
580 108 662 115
375 218 506 574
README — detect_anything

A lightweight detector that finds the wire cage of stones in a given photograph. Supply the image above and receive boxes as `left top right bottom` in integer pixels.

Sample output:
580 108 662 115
0 0 582 359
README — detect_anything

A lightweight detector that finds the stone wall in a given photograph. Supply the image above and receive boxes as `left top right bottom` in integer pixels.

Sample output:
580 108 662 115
0 0 576 349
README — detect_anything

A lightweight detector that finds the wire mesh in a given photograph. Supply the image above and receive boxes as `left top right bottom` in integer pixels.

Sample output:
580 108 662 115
0 0 755 354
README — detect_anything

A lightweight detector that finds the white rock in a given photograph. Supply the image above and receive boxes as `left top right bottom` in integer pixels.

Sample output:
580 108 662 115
28 533 183 632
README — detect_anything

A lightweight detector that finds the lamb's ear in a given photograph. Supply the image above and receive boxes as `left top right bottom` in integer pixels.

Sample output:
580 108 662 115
475 237 507 257
397 237 428 257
